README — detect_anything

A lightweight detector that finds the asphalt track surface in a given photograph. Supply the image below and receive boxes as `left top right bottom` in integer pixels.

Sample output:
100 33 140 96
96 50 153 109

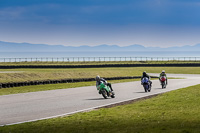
0 73 200 126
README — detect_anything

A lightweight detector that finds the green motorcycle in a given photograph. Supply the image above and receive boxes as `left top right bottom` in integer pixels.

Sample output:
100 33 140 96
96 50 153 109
97 82 115 99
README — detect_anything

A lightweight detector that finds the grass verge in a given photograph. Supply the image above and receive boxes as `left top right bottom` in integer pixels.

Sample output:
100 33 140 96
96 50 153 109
0 79 140 96
1 84 200 133
0 67 200 83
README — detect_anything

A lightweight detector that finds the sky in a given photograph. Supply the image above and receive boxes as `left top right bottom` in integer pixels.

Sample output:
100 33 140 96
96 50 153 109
0 0 200 47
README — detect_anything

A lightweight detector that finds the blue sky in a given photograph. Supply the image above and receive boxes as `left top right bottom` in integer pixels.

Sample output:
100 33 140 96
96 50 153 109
0 0 200 47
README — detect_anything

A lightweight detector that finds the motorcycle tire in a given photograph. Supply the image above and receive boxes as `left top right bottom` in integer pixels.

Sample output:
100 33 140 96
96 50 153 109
148 86 151 92
102 90 108 99
111 95 115 98
110 91 115 98
162 82 166 89
144 85 148 92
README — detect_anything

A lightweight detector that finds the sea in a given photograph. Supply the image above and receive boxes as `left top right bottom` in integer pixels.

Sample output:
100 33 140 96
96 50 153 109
0 51 200 62
0 51 200 58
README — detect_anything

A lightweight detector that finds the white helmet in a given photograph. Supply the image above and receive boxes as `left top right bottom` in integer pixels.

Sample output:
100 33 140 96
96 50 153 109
162 70 165 73
96 75 100 81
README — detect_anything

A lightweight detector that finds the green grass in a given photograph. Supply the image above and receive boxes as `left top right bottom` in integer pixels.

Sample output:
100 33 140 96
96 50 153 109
0 67 200 83
0 67 140 83
1 84 200 133
0 79 139 96
0 66 198 95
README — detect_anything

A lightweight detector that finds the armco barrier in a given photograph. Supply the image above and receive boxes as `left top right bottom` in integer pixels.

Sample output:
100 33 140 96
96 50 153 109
0 76 158 89
0 63 200 69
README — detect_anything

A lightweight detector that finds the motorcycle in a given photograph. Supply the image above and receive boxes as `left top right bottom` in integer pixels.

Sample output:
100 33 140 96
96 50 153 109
141 77 151 92
97 82 115 99
160 76 167 89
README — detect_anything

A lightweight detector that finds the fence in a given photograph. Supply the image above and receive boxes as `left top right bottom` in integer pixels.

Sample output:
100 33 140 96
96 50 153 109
0 57 200 63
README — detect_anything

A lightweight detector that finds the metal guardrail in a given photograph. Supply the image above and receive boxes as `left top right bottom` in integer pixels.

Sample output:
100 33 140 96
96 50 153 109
0 57 200 62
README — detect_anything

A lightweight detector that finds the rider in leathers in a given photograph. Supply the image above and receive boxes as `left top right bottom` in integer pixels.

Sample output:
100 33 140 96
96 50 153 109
96 75 114 93
141 71 152 87
159 70 168 85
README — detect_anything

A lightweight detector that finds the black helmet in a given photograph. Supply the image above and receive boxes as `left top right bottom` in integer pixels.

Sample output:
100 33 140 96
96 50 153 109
143 71 146 75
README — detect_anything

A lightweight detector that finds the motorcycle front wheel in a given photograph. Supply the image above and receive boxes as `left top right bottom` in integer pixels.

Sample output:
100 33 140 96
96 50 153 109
102 90 108 99
162 82 165 89
143 84 148 92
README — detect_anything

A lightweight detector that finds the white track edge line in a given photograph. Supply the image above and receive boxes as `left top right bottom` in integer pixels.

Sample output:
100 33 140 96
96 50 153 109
0 91 166 127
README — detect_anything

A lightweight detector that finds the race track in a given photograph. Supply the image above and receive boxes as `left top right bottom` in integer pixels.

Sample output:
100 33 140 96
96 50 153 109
0 73 200 126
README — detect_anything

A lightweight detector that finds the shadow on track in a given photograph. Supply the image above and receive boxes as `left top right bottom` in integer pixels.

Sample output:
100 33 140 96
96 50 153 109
153 87 163 89
135 92 147 93
85 98 105 100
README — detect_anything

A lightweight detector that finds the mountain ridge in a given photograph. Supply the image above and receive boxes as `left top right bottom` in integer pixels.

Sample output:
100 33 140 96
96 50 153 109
0 41 200 52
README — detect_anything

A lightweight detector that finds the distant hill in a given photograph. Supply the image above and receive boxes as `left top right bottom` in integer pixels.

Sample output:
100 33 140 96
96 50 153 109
0 41 200 52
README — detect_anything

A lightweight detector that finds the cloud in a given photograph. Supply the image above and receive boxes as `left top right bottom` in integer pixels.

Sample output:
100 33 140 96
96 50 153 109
0 7 25 20
1 0 200 47
1 0 200 26
0 4 70 24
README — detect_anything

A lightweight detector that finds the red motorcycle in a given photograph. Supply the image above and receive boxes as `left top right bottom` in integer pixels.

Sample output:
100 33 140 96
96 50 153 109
160 76 167 89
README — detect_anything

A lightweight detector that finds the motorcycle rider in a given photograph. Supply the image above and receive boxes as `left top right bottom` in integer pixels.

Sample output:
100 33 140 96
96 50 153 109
141 71 152 87
159 70 168 85
96 75 114 92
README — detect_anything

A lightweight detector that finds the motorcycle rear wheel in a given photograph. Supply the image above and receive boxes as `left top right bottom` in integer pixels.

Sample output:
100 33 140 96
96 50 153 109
148 86 151 92
111 92 115 98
